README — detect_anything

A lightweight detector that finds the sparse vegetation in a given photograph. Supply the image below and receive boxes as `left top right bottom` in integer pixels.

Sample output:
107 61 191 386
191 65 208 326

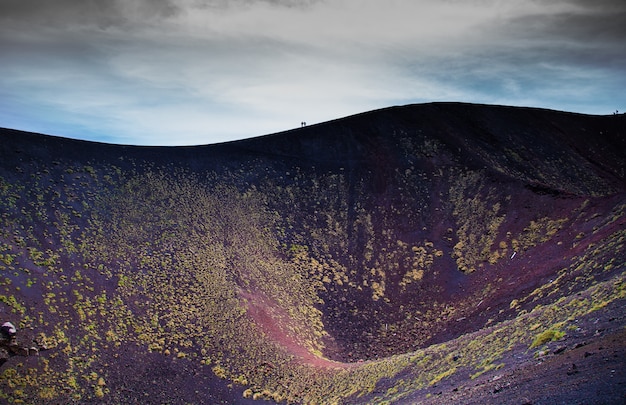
449 171 506 273
530 329 565 349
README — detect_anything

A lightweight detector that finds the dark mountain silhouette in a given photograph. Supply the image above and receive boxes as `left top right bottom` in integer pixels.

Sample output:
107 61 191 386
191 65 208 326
0 102 624 404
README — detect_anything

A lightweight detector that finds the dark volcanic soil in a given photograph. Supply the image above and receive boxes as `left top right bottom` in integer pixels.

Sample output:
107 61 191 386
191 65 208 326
410 299 626 405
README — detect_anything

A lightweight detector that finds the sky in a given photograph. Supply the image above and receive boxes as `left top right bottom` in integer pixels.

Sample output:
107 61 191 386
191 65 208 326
1 0 625 146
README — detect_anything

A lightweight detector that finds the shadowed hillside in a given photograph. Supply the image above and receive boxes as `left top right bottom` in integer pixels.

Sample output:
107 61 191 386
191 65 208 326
0 103 624 404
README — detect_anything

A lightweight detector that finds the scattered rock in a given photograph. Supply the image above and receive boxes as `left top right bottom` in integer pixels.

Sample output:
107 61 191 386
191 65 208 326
566 364 578 376
574 342 588 349
493 383 509 394
536 349 550 358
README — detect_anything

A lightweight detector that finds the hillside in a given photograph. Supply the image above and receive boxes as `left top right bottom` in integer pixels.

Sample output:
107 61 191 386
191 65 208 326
0 102 625 404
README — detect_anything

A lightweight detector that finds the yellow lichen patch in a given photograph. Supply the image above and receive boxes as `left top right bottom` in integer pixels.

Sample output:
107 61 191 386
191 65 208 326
399 241 442 291
429 367 457 386
514 217 569 252
449 171 506 273
529 328 565 349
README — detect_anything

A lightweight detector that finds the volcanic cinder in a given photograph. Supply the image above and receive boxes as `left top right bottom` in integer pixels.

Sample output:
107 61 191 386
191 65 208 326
0 103 624 404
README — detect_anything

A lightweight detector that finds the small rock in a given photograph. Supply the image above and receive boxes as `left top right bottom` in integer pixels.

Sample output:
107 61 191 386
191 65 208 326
566 363 578 376
574 342 587 349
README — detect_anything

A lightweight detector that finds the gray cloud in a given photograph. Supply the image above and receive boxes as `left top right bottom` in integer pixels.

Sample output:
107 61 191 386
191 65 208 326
192 0 322 9
507 3 626 44
482 2 626 81
0 0 179 28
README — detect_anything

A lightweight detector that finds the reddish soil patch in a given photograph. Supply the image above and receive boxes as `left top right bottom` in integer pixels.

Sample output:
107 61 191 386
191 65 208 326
240 291 352 369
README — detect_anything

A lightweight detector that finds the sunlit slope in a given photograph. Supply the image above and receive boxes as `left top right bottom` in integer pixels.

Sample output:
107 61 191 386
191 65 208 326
0 103 624 403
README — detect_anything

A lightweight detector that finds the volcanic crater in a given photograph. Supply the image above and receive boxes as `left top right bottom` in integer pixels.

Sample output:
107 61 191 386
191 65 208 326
0 102 624 404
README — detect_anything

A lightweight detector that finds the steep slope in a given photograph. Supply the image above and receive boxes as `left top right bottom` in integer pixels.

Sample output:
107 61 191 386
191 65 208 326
0 103 624 404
